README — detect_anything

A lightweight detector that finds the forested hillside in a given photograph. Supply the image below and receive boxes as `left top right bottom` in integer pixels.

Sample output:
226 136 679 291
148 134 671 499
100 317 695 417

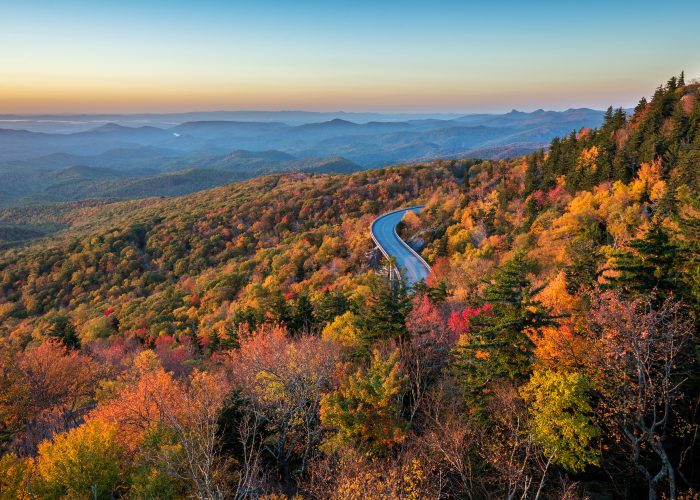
0 75 698 498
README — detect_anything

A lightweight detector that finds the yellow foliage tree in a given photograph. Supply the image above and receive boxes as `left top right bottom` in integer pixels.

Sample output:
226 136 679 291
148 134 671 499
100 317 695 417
334 457 432 500
34 418 125 498
520 369 599 472
321 311 362 350
0 453 33 500
401 210 421 231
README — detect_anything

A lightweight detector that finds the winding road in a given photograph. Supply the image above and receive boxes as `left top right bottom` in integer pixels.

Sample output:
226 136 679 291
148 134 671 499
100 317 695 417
370 206 432 285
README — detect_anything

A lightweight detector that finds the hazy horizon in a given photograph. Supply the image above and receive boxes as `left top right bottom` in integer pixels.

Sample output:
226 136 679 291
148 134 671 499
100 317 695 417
1 76 692 116
0 106 614 119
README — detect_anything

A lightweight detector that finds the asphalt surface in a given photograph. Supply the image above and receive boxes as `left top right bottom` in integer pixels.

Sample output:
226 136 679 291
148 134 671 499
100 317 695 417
371 206 431 285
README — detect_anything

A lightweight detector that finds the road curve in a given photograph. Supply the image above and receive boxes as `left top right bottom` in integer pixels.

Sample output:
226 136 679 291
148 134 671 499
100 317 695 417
370 206 432 285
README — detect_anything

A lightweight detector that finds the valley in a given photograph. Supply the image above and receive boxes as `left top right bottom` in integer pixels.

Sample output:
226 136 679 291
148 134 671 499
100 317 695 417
0 108 607 211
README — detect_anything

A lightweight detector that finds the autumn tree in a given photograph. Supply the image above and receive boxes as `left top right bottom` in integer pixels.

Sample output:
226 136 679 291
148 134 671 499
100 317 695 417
320 350 407 457
0 340 100 453
0 453 32 499
520 369 599 472
308 451 438 499
321 311 362 352
77 315 118 345
413 380 486 497
92 351 232 499
33 418 126 498
480 384 554 499
227 324 339 483
156 369 233 499
402 294 454 422
587 292 694 500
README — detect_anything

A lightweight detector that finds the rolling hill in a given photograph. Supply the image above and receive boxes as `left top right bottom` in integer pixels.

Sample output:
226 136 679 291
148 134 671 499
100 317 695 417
0 108 607 210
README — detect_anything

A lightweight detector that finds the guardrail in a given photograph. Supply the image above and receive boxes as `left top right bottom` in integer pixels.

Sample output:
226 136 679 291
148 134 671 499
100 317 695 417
370 205 432 281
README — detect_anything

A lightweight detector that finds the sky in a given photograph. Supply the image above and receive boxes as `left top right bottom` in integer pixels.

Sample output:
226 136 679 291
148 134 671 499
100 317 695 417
1 0 699 114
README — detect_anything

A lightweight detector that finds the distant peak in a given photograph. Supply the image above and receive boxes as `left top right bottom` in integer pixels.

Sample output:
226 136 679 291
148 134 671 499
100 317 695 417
298 118 358 128
326 118 355 125
92 122 127 132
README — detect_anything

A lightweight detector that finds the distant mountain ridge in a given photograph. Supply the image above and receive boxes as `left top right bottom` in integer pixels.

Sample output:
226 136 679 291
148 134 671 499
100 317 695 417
0 107 607 209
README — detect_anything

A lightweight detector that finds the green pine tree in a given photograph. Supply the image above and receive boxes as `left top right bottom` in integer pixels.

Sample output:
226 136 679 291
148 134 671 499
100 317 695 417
320 350 407 457
678 213 700 314
360 272 411 350
453 253 552 401
314 289 350 325
291 294 316 334
564 236 601 294
43 311 80 349
523 149 543 195
606 220 680 303
427 280 449 304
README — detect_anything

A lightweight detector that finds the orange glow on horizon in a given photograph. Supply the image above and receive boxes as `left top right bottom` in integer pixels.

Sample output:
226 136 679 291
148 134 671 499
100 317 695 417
0 74 681 114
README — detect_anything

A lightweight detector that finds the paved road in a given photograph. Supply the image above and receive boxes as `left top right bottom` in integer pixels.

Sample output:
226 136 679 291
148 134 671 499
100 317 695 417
371 206 431 285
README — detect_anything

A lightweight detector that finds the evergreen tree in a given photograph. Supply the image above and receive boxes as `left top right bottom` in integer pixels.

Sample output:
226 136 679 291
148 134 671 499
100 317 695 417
564 237 601 294
523 195 540 230
612 145 630 183
523 150 543 195
676 135 700 194
635 96 648 115
43 311 80 349
219 323 240 351
360 272 411 350
411 280 429 298
543 136 562 185
291 294 316 334
606 220 680 303
314 289 350 325
232 306 260 333
453 253 552 400
261 290 292 326
427 280 449 304
667 75 678 91
206 328 221 353
435 233 448 258
412 280 449 304
677 213 700 314
604 105 614 124
656 179 679 218
463 163 471 191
